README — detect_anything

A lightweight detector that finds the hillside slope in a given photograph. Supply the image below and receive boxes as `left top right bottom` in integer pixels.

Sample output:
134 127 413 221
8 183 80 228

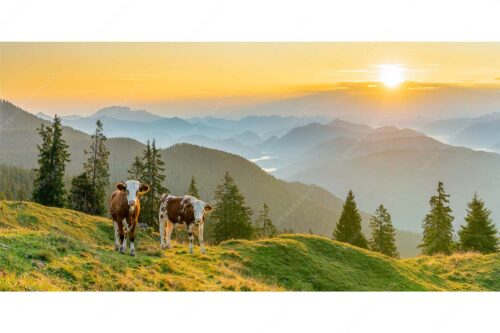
0 201 497 291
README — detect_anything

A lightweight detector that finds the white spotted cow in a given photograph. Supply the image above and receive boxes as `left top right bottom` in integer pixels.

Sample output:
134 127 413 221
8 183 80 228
158 194 213 254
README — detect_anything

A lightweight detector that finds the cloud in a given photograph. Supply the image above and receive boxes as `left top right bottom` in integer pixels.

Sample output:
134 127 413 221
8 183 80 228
334 69 371 73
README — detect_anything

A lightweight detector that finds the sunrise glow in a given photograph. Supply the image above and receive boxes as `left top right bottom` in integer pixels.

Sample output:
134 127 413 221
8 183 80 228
378 65 405 88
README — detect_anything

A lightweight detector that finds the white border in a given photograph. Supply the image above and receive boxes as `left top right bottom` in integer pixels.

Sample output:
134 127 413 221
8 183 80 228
1 0 500 41
1 1 498 332
0 292 498 333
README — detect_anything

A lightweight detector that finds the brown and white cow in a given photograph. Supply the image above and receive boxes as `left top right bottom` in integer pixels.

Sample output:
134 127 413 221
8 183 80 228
109 180 149 256
159 194 213 254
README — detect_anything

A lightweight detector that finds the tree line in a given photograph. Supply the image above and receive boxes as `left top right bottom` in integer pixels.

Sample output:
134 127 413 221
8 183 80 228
333 182 498 257
3 115 497 255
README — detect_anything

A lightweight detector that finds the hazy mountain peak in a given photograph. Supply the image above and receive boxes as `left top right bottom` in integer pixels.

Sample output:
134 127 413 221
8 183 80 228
90 106 163 122
372 126 423 136
329 118 372 131
35 112 53 121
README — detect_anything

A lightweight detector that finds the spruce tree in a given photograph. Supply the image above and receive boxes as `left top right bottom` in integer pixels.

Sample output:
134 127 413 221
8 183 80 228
32 116 70 207
369 204 399 258
128 156 144 180
254 203 277 239
211 172 253 243
82 120 110 216
186 175 200 198
459 193 498 254
333 190 368 249
419 181 455 255
68 172 93 213
140 139 168 227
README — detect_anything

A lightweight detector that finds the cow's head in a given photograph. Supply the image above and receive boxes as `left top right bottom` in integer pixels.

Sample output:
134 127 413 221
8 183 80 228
117 180 150 212
183 196 213 224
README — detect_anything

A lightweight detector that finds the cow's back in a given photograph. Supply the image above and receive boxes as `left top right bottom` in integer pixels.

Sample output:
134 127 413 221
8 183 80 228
160 195 184 223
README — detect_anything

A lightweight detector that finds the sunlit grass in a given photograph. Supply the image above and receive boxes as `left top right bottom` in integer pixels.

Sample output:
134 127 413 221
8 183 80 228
0 201 497 291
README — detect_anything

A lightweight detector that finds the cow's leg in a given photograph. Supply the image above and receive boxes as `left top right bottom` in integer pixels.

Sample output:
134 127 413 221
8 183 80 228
119 219 127 254
113 218 120 251
159 215 166 249
198 223 206 254
165 221 174 249
129 220 137 257
188 224 195 254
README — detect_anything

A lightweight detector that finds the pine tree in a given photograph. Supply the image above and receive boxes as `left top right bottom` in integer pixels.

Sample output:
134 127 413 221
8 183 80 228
128 156 144 180
68 172 93 213
254 203 277 239
32 116 70 207
140 139 168 227
211 172 253 243
82 120 110 216
459 193 498 254
186 175 200 197
369 204 399 258
419 181 455 255
333 190 368 249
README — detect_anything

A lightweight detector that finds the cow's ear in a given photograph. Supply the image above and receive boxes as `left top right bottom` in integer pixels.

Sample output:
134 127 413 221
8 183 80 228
204 204 213 213
139 184 150 195
116 183 126 191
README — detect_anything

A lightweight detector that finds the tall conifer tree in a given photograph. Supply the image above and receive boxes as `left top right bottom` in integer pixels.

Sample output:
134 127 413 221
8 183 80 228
32 116 70 207
211 172 253 243
419 181 455 255
141 139 168 227
369 204 399 257
128 156 144 180
333 190 368 248
81 120 109 215
459 193 498 253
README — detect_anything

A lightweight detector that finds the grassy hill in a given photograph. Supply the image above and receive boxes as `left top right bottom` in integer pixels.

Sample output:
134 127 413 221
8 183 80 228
0 201 497 291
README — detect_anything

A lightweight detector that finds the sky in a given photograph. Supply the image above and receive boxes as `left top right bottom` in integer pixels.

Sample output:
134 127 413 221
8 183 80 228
1 43 500 116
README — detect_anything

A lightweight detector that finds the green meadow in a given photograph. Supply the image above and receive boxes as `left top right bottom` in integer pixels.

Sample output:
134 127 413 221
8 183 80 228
0 201 498 291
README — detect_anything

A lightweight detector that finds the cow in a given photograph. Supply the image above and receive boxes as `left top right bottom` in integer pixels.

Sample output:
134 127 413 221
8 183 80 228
159 194 213 254
109 180 149 256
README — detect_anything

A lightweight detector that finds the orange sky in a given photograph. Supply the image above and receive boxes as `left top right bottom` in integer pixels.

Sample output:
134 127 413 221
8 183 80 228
1 43 500 115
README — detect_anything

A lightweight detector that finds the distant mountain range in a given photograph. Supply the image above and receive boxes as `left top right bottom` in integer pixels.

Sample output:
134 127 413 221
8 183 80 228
0 99 421 257
34 106 328 159
261 120 500 233
182 83 500 128
420 112 500 151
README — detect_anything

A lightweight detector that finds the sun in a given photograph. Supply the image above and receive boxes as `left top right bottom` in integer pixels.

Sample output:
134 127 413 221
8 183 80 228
378 64 404 88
